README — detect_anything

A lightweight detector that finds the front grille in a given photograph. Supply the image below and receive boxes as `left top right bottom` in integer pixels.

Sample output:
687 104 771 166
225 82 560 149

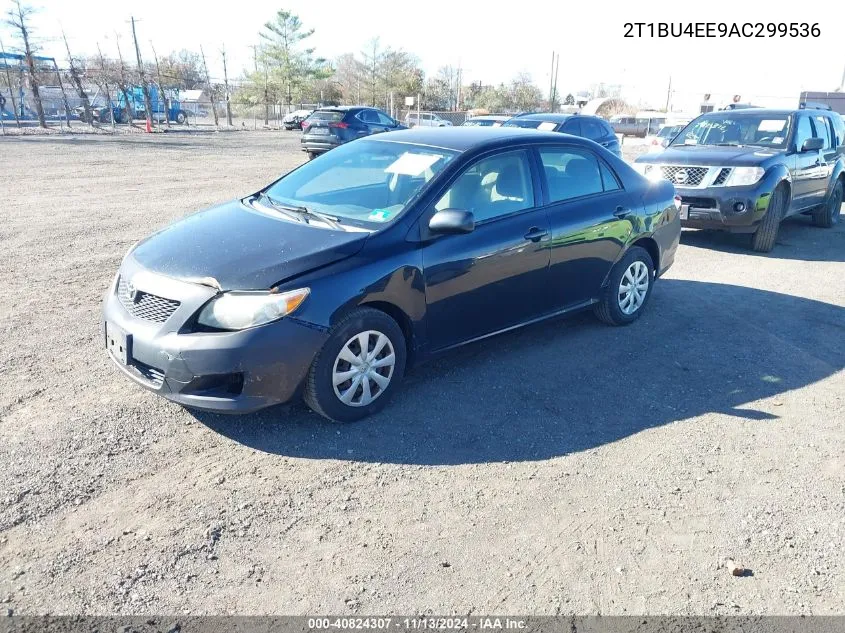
134 360 165 387
660 165 708 186
681 196 717 209
712 168 732 185
117 277 180 323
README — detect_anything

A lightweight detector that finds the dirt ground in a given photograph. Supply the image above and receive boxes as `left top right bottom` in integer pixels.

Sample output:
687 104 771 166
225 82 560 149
0 131 843 616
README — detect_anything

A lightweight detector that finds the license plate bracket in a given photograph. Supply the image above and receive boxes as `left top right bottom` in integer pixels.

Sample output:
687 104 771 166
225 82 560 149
105 322 131 366
310 127 329 135
679 204 690 220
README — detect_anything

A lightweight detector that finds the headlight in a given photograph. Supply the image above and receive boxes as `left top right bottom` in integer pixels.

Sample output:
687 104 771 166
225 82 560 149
634 163 666 181
724 166 765 187
197 288 310 331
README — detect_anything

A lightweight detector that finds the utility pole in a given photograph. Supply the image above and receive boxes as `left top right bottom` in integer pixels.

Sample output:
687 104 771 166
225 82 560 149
0 37 21 127
839 63 845 92
149 41 169 128
221 44 233 126
549 51 556 112
199 46 219 129
62 30 93 126
664 75 672 112
129 17 153 130
96 42 116 129
552 54 559 112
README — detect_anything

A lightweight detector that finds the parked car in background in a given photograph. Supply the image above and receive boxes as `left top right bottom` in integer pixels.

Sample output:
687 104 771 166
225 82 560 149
283 109 313 130
503 113 621 157
405 112 453 127
103 127 679 422
644 124 686 152
461 115 511 127
634 106 845 252
300 106 406 159
610 114 667 138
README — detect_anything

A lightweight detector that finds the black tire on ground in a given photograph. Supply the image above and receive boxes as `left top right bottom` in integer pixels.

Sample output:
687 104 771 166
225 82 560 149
812 179 843 228
593 245 655 326
304 307 407 423
307 151 318 160
751 184 788 253
176 111 187 124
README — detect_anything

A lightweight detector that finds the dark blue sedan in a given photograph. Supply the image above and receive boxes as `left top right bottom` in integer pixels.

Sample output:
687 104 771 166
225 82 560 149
103 127 680 422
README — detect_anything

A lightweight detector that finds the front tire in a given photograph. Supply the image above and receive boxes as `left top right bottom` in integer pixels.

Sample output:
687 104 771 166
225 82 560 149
594 246 655 326
812 180 843 228
304 308 406 423
752 184 787 252
176 111 187 124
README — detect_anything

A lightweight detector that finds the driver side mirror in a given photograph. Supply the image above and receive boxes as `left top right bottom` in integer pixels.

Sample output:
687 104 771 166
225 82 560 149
428 209 475 235
801 137 824 152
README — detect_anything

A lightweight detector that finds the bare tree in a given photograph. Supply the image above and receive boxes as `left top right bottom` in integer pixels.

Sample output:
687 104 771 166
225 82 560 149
62 30 92 126
149 42 169 127
5 0 45 127
361 37 383 107
0 36 21 127
95 43 116 129
221 44 232 126
113 33 134 124
199 46 218 128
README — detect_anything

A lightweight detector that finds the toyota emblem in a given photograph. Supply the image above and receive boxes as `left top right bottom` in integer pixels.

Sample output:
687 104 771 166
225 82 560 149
674 169 689 184
126 280 139 302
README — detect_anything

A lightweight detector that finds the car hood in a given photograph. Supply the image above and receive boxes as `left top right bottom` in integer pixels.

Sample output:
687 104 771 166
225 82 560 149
129 199 369 290
636 144 782 167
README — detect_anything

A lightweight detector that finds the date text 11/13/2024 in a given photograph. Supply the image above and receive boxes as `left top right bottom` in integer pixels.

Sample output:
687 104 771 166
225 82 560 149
623 22 820 38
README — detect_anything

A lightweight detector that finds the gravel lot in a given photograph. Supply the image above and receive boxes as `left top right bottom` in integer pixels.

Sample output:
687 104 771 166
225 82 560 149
0 131 843 616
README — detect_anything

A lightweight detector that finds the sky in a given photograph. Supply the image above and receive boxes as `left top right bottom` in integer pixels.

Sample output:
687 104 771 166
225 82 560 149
3 0 844 111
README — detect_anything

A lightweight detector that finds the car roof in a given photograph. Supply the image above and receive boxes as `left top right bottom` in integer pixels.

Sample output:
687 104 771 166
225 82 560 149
699 108 833 117
315 106 372 112
368 126 582 152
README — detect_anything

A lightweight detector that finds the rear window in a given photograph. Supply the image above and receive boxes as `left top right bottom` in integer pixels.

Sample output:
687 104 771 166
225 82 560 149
503 119 543 129
310 110 345 122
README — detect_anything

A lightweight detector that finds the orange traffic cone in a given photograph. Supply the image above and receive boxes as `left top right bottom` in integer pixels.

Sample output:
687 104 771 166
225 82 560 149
145 117 152 133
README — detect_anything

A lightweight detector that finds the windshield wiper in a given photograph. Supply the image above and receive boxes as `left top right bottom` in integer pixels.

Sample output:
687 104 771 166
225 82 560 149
714 142 743 147
260 195 343 230
281 204 344 230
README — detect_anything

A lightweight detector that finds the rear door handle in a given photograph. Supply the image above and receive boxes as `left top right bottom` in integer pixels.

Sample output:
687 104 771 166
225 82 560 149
614 206 633 218
524 227 549 242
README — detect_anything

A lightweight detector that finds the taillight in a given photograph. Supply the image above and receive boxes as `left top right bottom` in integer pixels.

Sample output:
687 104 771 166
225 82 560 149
330 121 349 129
301 120 311 129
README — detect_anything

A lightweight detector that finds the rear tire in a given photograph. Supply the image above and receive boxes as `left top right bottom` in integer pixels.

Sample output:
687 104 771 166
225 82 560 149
594 246 655 326
304 308 406 423
751 184 787 253
176 111 187 124
307 151 318 160
812 180 842 228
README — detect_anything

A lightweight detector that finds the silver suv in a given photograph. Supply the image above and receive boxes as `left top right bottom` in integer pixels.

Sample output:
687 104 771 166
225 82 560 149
405 112 453 127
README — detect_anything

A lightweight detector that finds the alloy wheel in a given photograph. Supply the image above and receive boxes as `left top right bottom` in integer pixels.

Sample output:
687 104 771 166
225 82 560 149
618 260 649 315
332 330 396 407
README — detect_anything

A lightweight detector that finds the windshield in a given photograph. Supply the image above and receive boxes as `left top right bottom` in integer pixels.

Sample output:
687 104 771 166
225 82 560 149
671 114 791 148
262 140 458 228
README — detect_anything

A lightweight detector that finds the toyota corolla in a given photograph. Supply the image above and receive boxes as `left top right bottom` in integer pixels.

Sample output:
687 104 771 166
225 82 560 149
103 127 680 422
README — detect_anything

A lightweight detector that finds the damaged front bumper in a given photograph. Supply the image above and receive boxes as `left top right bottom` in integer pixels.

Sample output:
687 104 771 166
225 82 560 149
101 259 328 414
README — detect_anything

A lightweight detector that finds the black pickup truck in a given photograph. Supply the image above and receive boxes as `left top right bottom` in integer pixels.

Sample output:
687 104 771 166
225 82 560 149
634 105 845 251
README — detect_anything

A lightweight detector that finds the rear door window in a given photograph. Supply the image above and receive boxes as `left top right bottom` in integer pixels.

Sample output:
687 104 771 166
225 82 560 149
582 119 604 141
539 147 606 202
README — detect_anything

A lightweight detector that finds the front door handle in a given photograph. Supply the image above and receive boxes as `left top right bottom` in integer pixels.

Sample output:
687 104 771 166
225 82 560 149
614 206 633 218
524 227 549 242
